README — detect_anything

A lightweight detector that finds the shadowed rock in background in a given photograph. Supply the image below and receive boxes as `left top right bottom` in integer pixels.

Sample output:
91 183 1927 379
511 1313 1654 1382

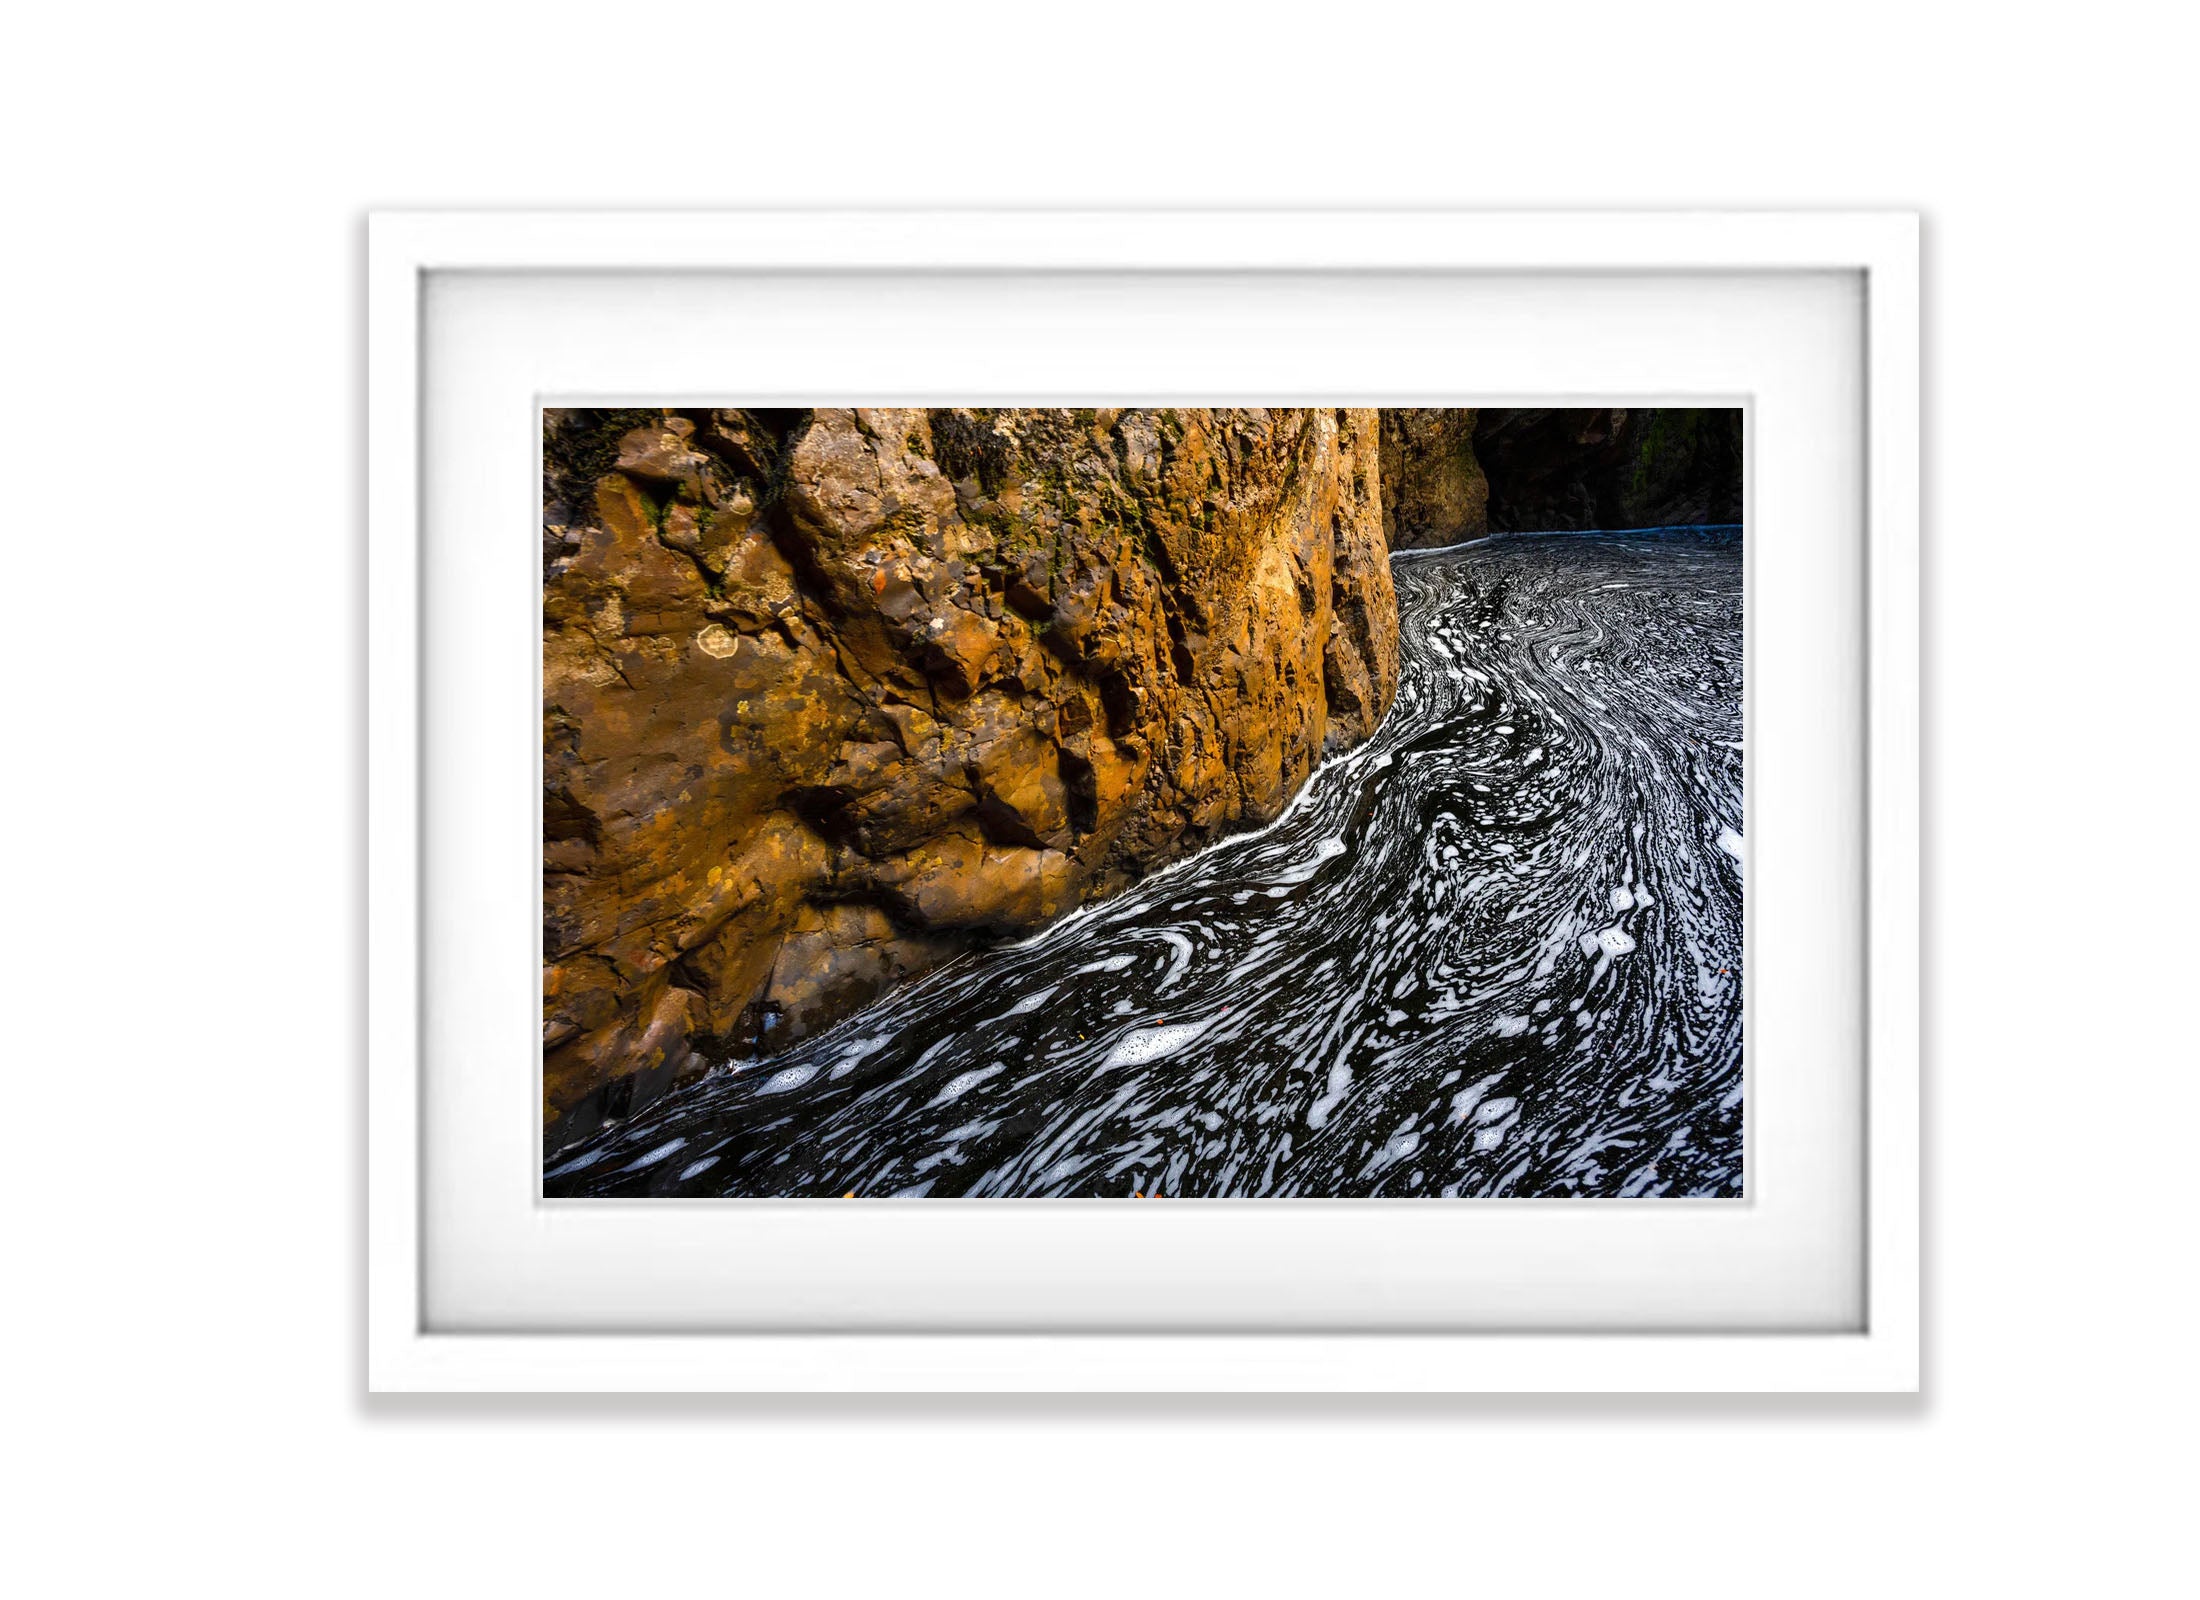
1472 408 1745 532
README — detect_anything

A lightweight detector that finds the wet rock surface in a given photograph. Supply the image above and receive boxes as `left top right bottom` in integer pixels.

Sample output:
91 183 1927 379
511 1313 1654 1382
542 407 1397 1141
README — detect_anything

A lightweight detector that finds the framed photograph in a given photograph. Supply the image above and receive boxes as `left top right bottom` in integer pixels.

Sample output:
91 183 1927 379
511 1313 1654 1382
368 210 1917 1390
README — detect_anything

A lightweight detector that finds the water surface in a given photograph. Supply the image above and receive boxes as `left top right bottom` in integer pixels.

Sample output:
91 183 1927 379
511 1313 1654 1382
546 530 1744 1198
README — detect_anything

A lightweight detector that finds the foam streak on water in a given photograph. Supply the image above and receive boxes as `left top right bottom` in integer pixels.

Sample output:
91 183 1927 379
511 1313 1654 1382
547 531 1745 1199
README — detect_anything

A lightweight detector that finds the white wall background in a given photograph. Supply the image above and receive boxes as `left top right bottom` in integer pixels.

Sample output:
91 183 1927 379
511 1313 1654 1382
4 3 2190 1594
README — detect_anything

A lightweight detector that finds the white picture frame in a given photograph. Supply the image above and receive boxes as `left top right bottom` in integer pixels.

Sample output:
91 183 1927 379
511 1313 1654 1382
368 210 1918 1392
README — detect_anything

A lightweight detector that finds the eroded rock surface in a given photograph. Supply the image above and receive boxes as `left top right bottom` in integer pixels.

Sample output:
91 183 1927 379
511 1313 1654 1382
1378 408 1487 548
543 407 1396 1139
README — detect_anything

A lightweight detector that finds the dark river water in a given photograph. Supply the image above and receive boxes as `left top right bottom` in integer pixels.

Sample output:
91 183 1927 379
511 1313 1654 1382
546 530 1745 1199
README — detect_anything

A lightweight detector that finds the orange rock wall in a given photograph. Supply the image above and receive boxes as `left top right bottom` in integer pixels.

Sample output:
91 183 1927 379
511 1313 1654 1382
1378 408 1487 549
543 407 1397 1136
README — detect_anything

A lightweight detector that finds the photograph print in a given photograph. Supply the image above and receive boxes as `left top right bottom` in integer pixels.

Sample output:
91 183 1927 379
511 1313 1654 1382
541 406 1744 1198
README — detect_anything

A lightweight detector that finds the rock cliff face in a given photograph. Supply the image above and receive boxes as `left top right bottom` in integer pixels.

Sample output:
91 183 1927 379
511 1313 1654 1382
542 407 1396 1140
1474 408 1743 531
1378 408 1487 548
